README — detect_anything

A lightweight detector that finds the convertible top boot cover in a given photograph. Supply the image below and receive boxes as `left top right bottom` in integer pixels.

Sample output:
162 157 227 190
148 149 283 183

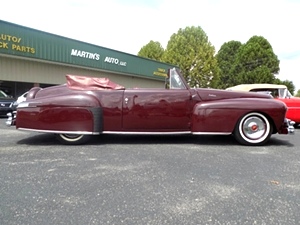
66 74 125 90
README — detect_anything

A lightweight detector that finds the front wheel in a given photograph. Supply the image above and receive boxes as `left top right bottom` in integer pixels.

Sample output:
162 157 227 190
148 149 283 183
56 134 91 145
233 112 273 146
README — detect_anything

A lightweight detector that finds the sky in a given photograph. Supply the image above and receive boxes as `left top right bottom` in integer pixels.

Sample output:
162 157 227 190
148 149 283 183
1 0 300 91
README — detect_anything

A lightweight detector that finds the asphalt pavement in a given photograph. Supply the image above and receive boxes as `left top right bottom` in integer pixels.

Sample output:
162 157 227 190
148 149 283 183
0 118 300 225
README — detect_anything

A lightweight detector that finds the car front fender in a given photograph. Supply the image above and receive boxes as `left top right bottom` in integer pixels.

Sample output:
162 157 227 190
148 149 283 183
191 98 287 133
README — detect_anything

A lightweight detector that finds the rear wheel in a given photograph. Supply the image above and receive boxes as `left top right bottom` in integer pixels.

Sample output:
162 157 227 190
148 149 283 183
234 112 273 146
56 134 91 145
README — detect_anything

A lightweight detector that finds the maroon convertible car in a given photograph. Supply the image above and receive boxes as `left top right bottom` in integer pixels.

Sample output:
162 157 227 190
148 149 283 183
7 68 294 145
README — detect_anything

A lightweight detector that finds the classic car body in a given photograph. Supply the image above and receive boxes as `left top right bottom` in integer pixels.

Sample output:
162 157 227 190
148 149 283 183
0 90 14 117
227 84 300 127
7 68 294 145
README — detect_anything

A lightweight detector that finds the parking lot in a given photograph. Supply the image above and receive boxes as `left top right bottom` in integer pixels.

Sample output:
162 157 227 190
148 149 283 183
1 118 300 225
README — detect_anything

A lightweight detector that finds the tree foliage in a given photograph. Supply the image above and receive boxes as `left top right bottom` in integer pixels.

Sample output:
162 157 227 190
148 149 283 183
137 40 164 61
215 35 297 91
216 41 242 88
138 30 296 93
162 26 219 88
230 36 280 86
295 89 300 97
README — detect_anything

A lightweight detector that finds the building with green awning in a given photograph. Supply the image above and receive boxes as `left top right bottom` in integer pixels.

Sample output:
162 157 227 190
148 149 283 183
0 20 176 97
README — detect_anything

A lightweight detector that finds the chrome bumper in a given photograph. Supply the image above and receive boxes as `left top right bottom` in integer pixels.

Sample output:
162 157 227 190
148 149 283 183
286 119 295 134
6 111 17 126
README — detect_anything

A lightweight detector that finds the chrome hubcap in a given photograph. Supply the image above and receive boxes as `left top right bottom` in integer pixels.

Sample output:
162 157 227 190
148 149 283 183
59 134 83 142
63 134 81 139
242 117 266 140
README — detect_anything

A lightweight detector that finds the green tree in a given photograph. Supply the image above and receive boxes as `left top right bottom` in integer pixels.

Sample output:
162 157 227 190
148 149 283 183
216 41 242 89
231 36 280 85
295 89 300 97
137 40 164 61
162 26 219 88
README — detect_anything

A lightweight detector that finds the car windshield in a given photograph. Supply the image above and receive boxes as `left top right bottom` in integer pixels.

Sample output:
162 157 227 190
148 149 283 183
278 88 293 98
250 87 293 98
0 90 8 98
169 68 186 89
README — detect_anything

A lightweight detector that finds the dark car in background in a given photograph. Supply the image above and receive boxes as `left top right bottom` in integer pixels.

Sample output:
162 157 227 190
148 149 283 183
0 90 14 117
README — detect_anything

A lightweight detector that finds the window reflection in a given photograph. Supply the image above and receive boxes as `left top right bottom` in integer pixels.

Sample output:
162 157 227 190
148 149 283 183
169 69 186 89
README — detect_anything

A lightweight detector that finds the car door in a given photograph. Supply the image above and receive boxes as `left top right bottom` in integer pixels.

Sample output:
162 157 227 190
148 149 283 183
122 89 193 131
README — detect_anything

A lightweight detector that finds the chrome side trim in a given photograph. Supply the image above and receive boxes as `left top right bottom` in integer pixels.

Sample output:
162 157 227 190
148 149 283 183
16 128 232 136
192 132 232 135
17 127 100 135
103 131 231 135
17 102 30 108
102 131 191 135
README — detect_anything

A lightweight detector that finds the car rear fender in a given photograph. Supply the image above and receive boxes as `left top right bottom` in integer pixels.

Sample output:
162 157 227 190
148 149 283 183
17 93 103 133
22 93 101 108
26 87 43 100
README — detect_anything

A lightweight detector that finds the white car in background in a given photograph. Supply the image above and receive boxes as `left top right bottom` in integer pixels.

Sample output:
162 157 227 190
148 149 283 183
11 92 28 111
16 92 28 104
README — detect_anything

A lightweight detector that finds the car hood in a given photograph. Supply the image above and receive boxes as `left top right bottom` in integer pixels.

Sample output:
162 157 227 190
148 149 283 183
196 88 272 101
0 97 14 102
277 96 300 107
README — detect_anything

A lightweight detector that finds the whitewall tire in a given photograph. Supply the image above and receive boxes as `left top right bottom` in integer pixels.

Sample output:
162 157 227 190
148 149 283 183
56 134 91 145
234 112 273 146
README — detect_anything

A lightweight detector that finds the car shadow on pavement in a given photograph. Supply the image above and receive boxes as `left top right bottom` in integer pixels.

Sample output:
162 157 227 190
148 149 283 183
17 133 60 145
267 136 294 147
16 133 293 147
